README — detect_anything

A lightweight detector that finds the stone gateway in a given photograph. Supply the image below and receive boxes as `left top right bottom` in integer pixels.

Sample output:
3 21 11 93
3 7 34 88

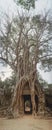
12 71 45 117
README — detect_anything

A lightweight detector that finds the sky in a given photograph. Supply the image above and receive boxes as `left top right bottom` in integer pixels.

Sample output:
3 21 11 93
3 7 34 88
0 0 52 83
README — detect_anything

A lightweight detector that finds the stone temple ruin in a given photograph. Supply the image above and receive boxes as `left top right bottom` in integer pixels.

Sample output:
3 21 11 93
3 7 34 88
0 71 52 118
12 71 45 117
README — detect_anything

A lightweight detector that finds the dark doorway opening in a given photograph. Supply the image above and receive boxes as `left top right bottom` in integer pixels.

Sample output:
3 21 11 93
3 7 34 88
35 95 39 113
45 94 52 111
23 95 32 114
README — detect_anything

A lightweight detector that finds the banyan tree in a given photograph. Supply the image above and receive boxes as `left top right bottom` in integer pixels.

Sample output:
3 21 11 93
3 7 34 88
12 71 45 117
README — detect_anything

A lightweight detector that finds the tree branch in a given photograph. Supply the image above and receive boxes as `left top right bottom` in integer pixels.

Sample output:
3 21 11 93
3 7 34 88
0 57 17 72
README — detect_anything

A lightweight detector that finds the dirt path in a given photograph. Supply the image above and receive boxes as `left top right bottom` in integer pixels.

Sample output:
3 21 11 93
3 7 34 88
0 115 52 130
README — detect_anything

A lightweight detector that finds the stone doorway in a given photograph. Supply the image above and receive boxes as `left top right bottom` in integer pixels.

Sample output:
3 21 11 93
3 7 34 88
23 95 32 114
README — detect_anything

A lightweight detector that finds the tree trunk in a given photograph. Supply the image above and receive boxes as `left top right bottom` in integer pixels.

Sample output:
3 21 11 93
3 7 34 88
23 36 29 75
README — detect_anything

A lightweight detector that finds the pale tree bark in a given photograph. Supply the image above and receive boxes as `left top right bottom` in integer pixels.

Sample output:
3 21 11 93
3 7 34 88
23 35 29 75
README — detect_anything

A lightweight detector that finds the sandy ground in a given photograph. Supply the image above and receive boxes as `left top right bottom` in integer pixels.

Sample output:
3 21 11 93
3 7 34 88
0 115 52 130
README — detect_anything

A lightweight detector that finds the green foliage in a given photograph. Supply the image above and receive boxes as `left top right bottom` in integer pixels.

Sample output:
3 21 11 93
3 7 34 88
0 73 16 89
0 78 4 88
16 0 36 9
37 72 48 87
4 74 16 88
44 84 52 95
